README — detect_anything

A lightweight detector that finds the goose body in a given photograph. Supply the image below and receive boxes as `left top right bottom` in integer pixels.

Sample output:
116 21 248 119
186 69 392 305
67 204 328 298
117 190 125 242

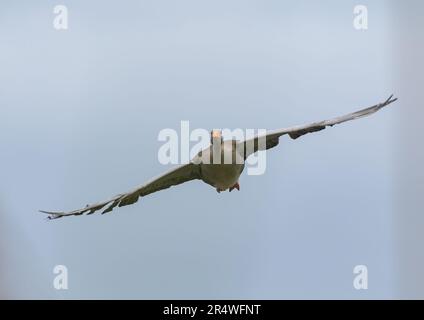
197 140 245 191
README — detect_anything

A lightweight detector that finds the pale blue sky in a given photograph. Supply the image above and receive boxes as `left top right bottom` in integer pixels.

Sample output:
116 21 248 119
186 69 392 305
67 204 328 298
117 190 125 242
0 0 422 299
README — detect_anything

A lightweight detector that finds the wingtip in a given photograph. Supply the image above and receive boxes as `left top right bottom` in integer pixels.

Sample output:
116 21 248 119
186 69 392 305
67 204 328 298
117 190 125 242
386 94 398 105
376 94 397 110
39 210 63 220
39 209 58 215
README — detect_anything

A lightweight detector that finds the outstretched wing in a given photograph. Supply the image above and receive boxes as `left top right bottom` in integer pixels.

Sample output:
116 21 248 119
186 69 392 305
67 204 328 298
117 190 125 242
40 163 201 219
240 95 397 159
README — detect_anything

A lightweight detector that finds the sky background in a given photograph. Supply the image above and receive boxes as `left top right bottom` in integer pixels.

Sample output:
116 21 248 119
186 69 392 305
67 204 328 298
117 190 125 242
0 0 422 299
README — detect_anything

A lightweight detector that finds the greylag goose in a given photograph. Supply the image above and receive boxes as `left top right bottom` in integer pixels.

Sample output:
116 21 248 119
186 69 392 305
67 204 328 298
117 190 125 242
41 95 397 219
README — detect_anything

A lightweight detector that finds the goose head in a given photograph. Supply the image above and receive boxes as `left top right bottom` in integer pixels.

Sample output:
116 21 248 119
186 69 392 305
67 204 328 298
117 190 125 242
210 129 223 145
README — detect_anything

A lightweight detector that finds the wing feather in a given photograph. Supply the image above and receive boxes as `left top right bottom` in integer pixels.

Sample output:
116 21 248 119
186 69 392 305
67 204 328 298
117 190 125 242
40 163 201 219
241 95 397 159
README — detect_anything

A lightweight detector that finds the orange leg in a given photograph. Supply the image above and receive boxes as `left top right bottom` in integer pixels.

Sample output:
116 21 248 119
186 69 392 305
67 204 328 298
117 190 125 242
229 182 240 192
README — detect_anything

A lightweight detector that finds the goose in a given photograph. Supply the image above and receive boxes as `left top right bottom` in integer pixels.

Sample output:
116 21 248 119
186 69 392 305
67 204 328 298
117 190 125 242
41 95 397 219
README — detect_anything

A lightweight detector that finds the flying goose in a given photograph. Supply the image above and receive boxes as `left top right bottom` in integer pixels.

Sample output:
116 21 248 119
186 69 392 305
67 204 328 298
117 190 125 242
41 95 397 219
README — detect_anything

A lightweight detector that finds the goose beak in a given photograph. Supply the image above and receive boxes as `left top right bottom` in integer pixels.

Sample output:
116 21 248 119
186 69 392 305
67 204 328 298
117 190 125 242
211 131 222 139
